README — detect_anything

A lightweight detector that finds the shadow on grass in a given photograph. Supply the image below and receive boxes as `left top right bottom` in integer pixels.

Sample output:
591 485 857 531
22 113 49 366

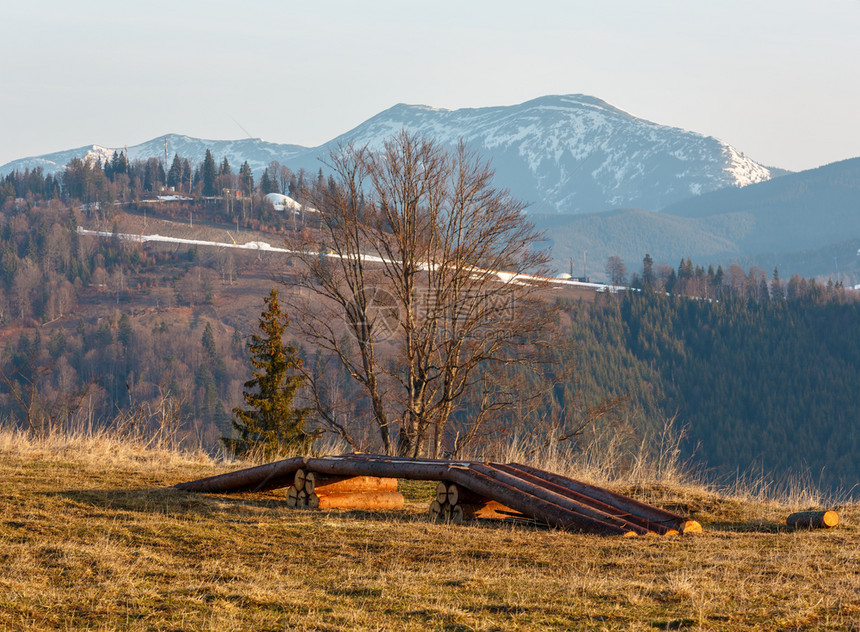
704 520 791 534
48 485 284 510
44 485 556 533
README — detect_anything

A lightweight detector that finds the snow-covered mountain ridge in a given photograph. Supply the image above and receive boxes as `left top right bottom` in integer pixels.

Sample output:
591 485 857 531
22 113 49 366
0 95 776 213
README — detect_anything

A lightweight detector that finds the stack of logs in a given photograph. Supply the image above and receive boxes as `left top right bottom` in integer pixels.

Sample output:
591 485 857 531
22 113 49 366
286 468 405 511
430 482 525 524
174 455 702 536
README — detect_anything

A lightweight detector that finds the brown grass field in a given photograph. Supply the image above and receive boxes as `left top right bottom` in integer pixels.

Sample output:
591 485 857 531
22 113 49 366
0 431 857 632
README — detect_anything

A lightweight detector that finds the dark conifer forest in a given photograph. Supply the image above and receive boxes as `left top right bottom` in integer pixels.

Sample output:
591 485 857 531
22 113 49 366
563 288 859 494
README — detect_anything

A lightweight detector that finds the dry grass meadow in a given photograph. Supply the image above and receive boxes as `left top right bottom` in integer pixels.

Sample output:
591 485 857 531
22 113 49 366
0 429 857 632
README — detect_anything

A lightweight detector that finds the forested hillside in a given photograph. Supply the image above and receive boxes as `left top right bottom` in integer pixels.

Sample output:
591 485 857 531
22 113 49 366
563 282 860 495
1 151 857 496
0 150 309 448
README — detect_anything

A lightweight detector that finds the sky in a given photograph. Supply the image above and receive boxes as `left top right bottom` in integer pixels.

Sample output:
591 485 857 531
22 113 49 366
1 0 859 172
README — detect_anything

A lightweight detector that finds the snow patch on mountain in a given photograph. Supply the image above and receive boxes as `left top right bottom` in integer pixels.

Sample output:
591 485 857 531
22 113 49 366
722 144 772 187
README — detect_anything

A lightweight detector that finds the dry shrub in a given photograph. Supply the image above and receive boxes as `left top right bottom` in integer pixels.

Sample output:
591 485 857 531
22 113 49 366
0 424 213 472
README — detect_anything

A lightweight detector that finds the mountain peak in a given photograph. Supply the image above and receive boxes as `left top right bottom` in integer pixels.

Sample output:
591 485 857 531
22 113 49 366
517 94 635 118
321 95 773 212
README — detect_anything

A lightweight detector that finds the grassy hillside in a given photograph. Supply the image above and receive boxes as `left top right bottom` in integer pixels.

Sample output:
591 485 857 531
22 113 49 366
1 431 857 631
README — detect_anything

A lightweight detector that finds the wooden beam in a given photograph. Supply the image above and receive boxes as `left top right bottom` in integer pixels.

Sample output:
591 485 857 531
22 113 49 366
444 466 639 536
173 457 306 493
305 473 398 495
506 463 701 534
303 455 457 481
472 464 651 535
310 491 405 511
491 463 676 536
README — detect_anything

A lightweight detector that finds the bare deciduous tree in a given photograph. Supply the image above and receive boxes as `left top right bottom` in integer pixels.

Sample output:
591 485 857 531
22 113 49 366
282 131 555 457
0 361 95 438
605 255 627 286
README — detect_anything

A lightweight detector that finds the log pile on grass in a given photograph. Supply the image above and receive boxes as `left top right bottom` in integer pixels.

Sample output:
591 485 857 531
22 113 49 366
175 454 701 537
287 469 404 510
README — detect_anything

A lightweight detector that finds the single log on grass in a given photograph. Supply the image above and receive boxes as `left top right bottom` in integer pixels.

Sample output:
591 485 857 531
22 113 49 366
312 491 405 511
787 510 839 529
306 473 398 495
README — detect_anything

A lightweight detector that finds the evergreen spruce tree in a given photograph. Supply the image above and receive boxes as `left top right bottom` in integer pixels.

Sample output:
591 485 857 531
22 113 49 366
239 161 254 195
259 168 278 195
223 288 311 458
642 253 655 289
201 322 217 358
167 153 183 189
202 149 217 196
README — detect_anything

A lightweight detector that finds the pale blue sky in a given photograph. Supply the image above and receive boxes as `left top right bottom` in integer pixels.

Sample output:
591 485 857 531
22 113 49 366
2 0 858 171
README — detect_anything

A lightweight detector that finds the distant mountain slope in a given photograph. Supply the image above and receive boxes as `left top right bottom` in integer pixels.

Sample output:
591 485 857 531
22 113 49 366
661 156 860 254
536 157 860 280
0 134 307 182
534 208 752 277
0 95 774 213
299 95 773 213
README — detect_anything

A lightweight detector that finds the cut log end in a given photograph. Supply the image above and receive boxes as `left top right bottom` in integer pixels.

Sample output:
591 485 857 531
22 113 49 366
449 504 464 525
436 482 449 505
787 510 839 529
429 499 444 522
286 485 299 509
680 520 702 534
293 469 307 493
